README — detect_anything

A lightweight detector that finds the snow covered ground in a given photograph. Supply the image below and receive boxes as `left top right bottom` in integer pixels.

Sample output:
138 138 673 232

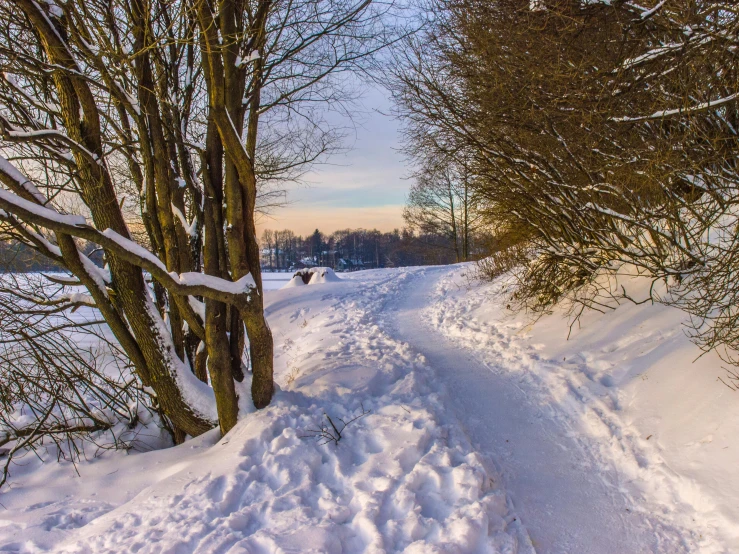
261 273 294 291
421 266 738 553
0 265 736 553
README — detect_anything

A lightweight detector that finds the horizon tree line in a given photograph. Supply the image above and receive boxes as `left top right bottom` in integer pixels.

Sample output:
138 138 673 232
260 225 491 271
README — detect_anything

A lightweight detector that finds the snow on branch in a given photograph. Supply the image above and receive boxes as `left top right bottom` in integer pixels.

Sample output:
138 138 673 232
101 229 168 273
0 185 256 308
0 155 49 204
171 203 198 238
0 186 86 227
0 118 102 166
639 0 667 19
618 37 710 71
21 0 83 74
613 93 739 122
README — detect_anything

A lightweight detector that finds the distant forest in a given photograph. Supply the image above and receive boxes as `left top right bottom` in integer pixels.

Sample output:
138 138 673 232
1 226 487 274
0 241 104 273
260 227 490 272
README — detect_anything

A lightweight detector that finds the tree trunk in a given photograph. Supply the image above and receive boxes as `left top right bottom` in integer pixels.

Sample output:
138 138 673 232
18 0 215 437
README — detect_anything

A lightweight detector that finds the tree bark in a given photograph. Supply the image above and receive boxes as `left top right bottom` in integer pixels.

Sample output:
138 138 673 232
19 0 215 437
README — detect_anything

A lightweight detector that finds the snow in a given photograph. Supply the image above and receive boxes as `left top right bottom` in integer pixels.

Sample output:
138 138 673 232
423 265 739 552
171 203 198 238
188 296 206 321
79 253 111 294
0 155 48 204
42 0 63 18
0 265 736 552
144 298 218 425
101 229 167 273
236 50 260 67
261 272 293 291
640 0 666 19
529 0 545 11
0 268 528 553
283 267 342 288
4 128 101 165
175 272 256 296
283 274 307 288
56 292 96 306
308 267 342 284
0 186 86 227
100 231 256 298
614 93 739 122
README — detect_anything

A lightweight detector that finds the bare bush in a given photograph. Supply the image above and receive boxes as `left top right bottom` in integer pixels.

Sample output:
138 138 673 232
475 244 529 282
0 274 160 487
392 0 739 365
300 404 370 446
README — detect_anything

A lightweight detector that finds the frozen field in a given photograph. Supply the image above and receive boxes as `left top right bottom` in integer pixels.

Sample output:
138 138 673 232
260 272 294 290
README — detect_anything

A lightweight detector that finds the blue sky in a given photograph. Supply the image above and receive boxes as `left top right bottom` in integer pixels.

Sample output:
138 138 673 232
256 87 409 237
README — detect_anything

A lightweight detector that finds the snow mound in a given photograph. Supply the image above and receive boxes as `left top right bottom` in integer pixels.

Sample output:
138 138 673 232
308 267 341 284
282 274 306 288
283 266 342 288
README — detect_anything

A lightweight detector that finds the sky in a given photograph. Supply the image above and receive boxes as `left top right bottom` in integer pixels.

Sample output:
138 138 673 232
255 87 410 238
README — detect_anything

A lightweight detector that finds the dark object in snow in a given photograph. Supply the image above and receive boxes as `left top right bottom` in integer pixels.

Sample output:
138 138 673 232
300 404 370 445
292 267 342 285
294 269 313 285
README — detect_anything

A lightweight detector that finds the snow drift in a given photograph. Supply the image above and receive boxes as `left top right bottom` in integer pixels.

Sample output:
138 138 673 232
2 264 735 553
426 265 739 553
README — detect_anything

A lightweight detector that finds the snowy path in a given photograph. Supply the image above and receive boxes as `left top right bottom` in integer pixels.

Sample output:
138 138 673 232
387 266 695 554
2 266 729 553
10 268 529 553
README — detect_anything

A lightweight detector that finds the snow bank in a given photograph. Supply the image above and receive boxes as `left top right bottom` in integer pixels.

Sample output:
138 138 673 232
282 274 306 288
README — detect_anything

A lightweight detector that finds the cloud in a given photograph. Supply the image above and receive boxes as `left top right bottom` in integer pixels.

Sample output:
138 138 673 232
256 86 410 236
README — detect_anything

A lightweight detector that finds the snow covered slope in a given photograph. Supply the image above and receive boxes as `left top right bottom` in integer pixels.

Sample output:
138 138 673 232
426 265 739 553
1 265 735 553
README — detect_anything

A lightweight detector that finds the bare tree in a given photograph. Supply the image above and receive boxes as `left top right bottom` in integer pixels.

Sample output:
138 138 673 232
0 0 399 446
261 229 275 269
404 158 480 261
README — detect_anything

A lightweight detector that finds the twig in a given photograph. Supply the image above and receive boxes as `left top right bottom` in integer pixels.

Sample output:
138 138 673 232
300 403 371 446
